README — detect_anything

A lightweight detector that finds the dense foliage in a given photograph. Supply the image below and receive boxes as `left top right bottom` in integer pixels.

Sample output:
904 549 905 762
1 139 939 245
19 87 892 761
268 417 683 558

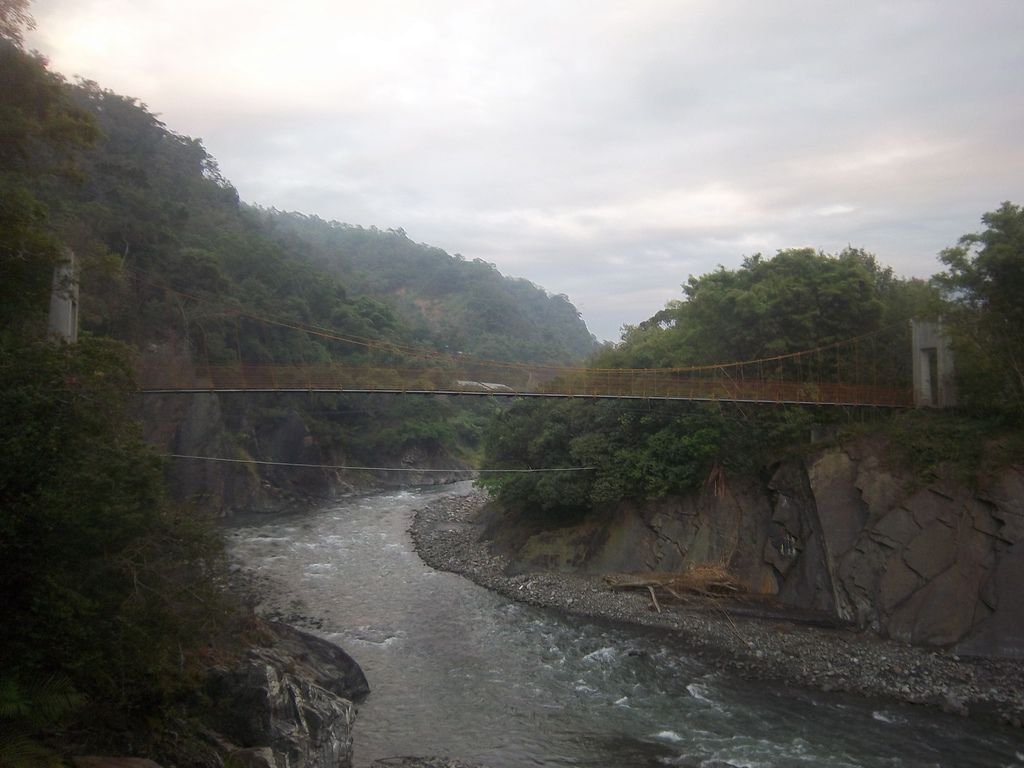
594 247 935 375
478 398 817 516
937 202 1024 423
0 338 225 707
255 210 597 363
7 60 592 473
480 248 942 516
1 33 233 762
19 81 593 372
0 40 96 336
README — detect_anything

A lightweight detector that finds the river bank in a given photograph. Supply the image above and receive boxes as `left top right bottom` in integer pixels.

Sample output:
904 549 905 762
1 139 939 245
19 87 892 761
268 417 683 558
410 490 1024 729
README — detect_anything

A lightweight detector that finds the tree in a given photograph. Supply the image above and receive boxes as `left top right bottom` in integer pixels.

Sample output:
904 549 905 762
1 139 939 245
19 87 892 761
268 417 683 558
675 248 886 364
0 41 97 336
0 0 33 45
936 202 1024 421
484 246 926 518
0 336 229 736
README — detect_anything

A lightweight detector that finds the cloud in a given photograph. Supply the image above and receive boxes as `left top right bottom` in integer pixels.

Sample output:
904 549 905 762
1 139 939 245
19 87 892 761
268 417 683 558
27 0 1024 341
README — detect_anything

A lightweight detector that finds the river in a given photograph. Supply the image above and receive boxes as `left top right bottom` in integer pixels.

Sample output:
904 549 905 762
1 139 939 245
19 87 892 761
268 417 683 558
225 483 1024 767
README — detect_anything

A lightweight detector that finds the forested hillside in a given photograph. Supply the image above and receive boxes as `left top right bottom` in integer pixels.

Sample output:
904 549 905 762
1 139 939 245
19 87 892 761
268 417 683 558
38 86 594 370
479 231 1023 516
0 28 598 499
1 36 240 761
256 210 597 363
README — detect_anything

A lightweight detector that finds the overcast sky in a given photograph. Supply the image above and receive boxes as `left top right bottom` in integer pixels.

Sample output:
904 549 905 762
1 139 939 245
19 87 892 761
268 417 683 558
26 1 1024 341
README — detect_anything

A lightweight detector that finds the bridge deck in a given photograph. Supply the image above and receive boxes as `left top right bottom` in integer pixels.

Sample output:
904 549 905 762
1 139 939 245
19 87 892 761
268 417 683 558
138 364 913 408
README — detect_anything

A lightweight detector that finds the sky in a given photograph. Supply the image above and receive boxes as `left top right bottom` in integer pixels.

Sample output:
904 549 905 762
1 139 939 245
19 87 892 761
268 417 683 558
25 1 1024 341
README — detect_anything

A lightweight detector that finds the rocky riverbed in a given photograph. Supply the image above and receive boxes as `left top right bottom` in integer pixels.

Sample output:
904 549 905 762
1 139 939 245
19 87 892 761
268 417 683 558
410 490 1024 729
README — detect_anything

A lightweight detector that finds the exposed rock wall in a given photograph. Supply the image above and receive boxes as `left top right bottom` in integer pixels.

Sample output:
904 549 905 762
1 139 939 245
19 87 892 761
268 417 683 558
483 439 1024 657
141 391 472 518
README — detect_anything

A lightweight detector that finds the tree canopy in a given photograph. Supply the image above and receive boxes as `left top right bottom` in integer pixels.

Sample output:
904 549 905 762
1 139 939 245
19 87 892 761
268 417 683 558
0 41 232 757
937 201 1024 422
0 40 97 335
255 210 597 364
0 0 33 45
481 247 943 516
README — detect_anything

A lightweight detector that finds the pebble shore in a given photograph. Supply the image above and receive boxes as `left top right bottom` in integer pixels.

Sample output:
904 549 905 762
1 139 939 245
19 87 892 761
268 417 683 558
410 490 1024 729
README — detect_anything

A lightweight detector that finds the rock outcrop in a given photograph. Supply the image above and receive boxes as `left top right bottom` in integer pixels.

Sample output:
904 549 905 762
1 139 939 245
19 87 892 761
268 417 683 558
203 623 369 768
72 624 368 768
482 438 1024 657
142 385 472 518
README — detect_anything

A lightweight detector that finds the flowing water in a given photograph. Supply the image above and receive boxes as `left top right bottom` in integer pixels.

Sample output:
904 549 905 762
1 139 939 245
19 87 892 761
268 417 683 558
226 483 1024 767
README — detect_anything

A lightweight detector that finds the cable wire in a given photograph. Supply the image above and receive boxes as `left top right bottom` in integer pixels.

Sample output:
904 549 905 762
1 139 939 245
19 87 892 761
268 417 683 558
163 453 595 473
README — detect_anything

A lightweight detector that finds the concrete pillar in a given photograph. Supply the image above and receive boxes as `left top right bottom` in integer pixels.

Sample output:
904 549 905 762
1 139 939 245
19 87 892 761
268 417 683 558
911 319 956 408
47 248 78 343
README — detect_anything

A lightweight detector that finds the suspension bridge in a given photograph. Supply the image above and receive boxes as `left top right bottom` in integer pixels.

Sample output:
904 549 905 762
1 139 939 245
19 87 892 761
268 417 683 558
127 268 916 408
138 337 913 407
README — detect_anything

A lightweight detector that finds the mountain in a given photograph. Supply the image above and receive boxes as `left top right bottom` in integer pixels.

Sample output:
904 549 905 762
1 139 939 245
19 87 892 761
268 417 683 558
253 210 597 363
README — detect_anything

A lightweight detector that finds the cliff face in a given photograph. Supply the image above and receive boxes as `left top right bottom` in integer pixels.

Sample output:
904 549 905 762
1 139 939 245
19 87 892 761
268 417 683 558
142 391 472 518
482 439 1024 657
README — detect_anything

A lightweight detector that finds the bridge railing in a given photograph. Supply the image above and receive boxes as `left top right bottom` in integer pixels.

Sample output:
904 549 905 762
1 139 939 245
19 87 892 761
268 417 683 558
138 362 913 407
541 369 912 406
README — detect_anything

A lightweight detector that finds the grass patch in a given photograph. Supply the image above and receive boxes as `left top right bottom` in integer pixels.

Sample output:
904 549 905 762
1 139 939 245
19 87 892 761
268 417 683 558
871 409 1019 486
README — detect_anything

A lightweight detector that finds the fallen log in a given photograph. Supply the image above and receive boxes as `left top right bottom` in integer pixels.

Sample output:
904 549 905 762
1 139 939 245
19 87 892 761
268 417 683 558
604 566 740 611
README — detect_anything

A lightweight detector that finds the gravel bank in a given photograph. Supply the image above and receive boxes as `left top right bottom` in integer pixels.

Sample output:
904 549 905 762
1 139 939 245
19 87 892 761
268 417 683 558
410 490 1024 728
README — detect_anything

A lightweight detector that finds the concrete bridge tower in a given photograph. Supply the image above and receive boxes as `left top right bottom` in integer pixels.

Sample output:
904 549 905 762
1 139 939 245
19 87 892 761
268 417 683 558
47 248 79 343
911 319 956 408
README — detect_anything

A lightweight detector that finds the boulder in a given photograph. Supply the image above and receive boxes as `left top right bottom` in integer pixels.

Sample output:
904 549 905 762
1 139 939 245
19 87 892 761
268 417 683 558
268 622 370 701
204 623 368 768
206 653 356 768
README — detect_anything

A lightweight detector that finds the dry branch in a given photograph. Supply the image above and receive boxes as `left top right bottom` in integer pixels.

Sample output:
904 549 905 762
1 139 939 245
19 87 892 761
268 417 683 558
604 565 741 607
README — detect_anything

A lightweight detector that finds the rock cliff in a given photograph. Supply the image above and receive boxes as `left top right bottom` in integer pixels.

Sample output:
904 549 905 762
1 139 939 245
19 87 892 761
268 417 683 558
141 390 472 518
482 438 1024 657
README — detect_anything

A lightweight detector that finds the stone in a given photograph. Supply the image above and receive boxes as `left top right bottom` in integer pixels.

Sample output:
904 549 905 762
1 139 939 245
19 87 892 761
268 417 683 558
206 656 356 768
957 541 1024 657
903 488 956 529
227 747 277 768
472 442 1024 661
203 624 366 768
853 449 904 522
969 498 1004 538
878 553 923 613
889 563 988 646
763 527 800 575
268 622 370 701
73 760 163 768
903 522 957 580
836 544 887 628
807 449 867 557
870 507 920 548
369 759 489 768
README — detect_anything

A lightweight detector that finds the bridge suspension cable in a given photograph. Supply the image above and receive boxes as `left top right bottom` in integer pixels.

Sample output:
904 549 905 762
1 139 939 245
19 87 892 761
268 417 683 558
163 453 595 473
129 266 913 407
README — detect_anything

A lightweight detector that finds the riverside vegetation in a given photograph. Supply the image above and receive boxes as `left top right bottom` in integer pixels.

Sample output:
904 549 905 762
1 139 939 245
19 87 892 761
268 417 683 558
3 1 1023 765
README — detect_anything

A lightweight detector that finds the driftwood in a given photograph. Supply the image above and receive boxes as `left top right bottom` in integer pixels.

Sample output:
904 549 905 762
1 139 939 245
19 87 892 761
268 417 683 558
604 566 740 612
